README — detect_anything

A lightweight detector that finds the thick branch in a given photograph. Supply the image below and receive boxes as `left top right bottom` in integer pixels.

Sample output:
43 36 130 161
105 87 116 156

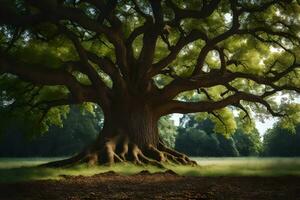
157 59 300 102
149 30 208 77
59 25 111 101
192 0 240 75
48 5 130 79
159 91 284 117
0 54 97 103
32 97 82 110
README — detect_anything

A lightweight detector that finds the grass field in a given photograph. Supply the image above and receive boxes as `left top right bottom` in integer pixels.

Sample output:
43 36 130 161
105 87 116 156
0 157 300 183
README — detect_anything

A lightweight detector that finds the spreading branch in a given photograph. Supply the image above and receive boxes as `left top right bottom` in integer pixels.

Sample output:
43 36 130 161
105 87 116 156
159 91 284 117
0 53 97 103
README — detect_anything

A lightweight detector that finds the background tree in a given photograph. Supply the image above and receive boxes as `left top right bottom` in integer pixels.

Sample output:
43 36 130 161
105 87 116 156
0 0 300 166
0 106 103 157
262 123 300 157
233 126 261 156
175 115 261 156
158 116 177 148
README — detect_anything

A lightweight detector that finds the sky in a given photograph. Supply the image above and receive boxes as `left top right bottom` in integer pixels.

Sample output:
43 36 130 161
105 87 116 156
255 118 278 135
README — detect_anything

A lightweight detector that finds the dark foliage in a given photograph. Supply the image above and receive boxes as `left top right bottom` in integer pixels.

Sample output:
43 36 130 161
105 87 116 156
262 124 300 157
175 115 261 156
0 106 102 157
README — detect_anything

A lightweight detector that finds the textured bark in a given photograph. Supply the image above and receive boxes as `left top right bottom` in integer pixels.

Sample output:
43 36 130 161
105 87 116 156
41 99 196 168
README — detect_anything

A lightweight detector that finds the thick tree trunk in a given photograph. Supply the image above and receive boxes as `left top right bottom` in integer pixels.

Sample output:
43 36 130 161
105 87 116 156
103 101 159 149
41 99 196 168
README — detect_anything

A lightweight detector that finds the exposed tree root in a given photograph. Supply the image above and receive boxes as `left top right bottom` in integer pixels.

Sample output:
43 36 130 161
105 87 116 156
40 136 197 168
39 150 88 168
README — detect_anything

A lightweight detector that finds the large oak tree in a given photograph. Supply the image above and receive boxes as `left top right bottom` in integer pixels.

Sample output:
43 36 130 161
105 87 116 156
0 0 300 166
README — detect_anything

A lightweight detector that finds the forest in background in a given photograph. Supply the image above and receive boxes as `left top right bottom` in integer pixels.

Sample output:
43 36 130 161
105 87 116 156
1 106 299 157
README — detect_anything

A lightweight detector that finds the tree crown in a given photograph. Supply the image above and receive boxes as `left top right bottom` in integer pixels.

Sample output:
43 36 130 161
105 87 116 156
0 0 300 134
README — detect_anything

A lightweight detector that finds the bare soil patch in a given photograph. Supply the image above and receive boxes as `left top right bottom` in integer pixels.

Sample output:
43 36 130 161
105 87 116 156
0 171 299 200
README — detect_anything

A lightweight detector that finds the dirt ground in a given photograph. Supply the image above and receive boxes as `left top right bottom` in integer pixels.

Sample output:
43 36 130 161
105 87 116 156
0 170 299 200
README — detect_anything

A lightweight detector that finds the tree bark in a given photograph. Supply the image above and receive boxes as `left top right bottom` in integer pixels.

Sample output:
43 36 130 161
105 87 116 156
41 98 196 168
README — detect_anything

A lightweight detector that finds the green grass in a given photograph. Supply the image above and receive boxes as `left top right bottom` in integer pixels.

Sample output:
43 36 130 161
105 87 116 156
190 157 300 176
0 157 300 183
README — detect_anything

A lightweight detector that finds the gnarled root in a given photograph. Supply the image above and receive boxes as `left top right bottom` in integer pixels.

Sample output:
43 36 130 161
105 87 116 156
39 149 98 168
40 136 197 168
100 138 197 167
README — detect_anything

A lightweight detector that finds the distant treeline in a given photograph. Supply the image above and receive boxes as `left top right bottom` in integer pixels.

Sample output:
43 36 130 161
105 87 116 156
175 115 300 157
174 115 261 157
0 107 300 157
0 107 102 157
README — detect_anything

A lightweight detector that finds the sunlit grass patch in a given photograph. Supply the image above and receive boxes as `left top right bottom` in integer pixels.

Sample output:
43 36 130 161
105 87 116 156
189 157 300 176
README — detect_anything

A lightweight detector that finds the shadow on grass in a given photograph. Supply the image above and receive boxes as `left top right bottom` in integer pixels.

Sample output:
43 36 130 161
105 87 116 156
0 166 60 183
